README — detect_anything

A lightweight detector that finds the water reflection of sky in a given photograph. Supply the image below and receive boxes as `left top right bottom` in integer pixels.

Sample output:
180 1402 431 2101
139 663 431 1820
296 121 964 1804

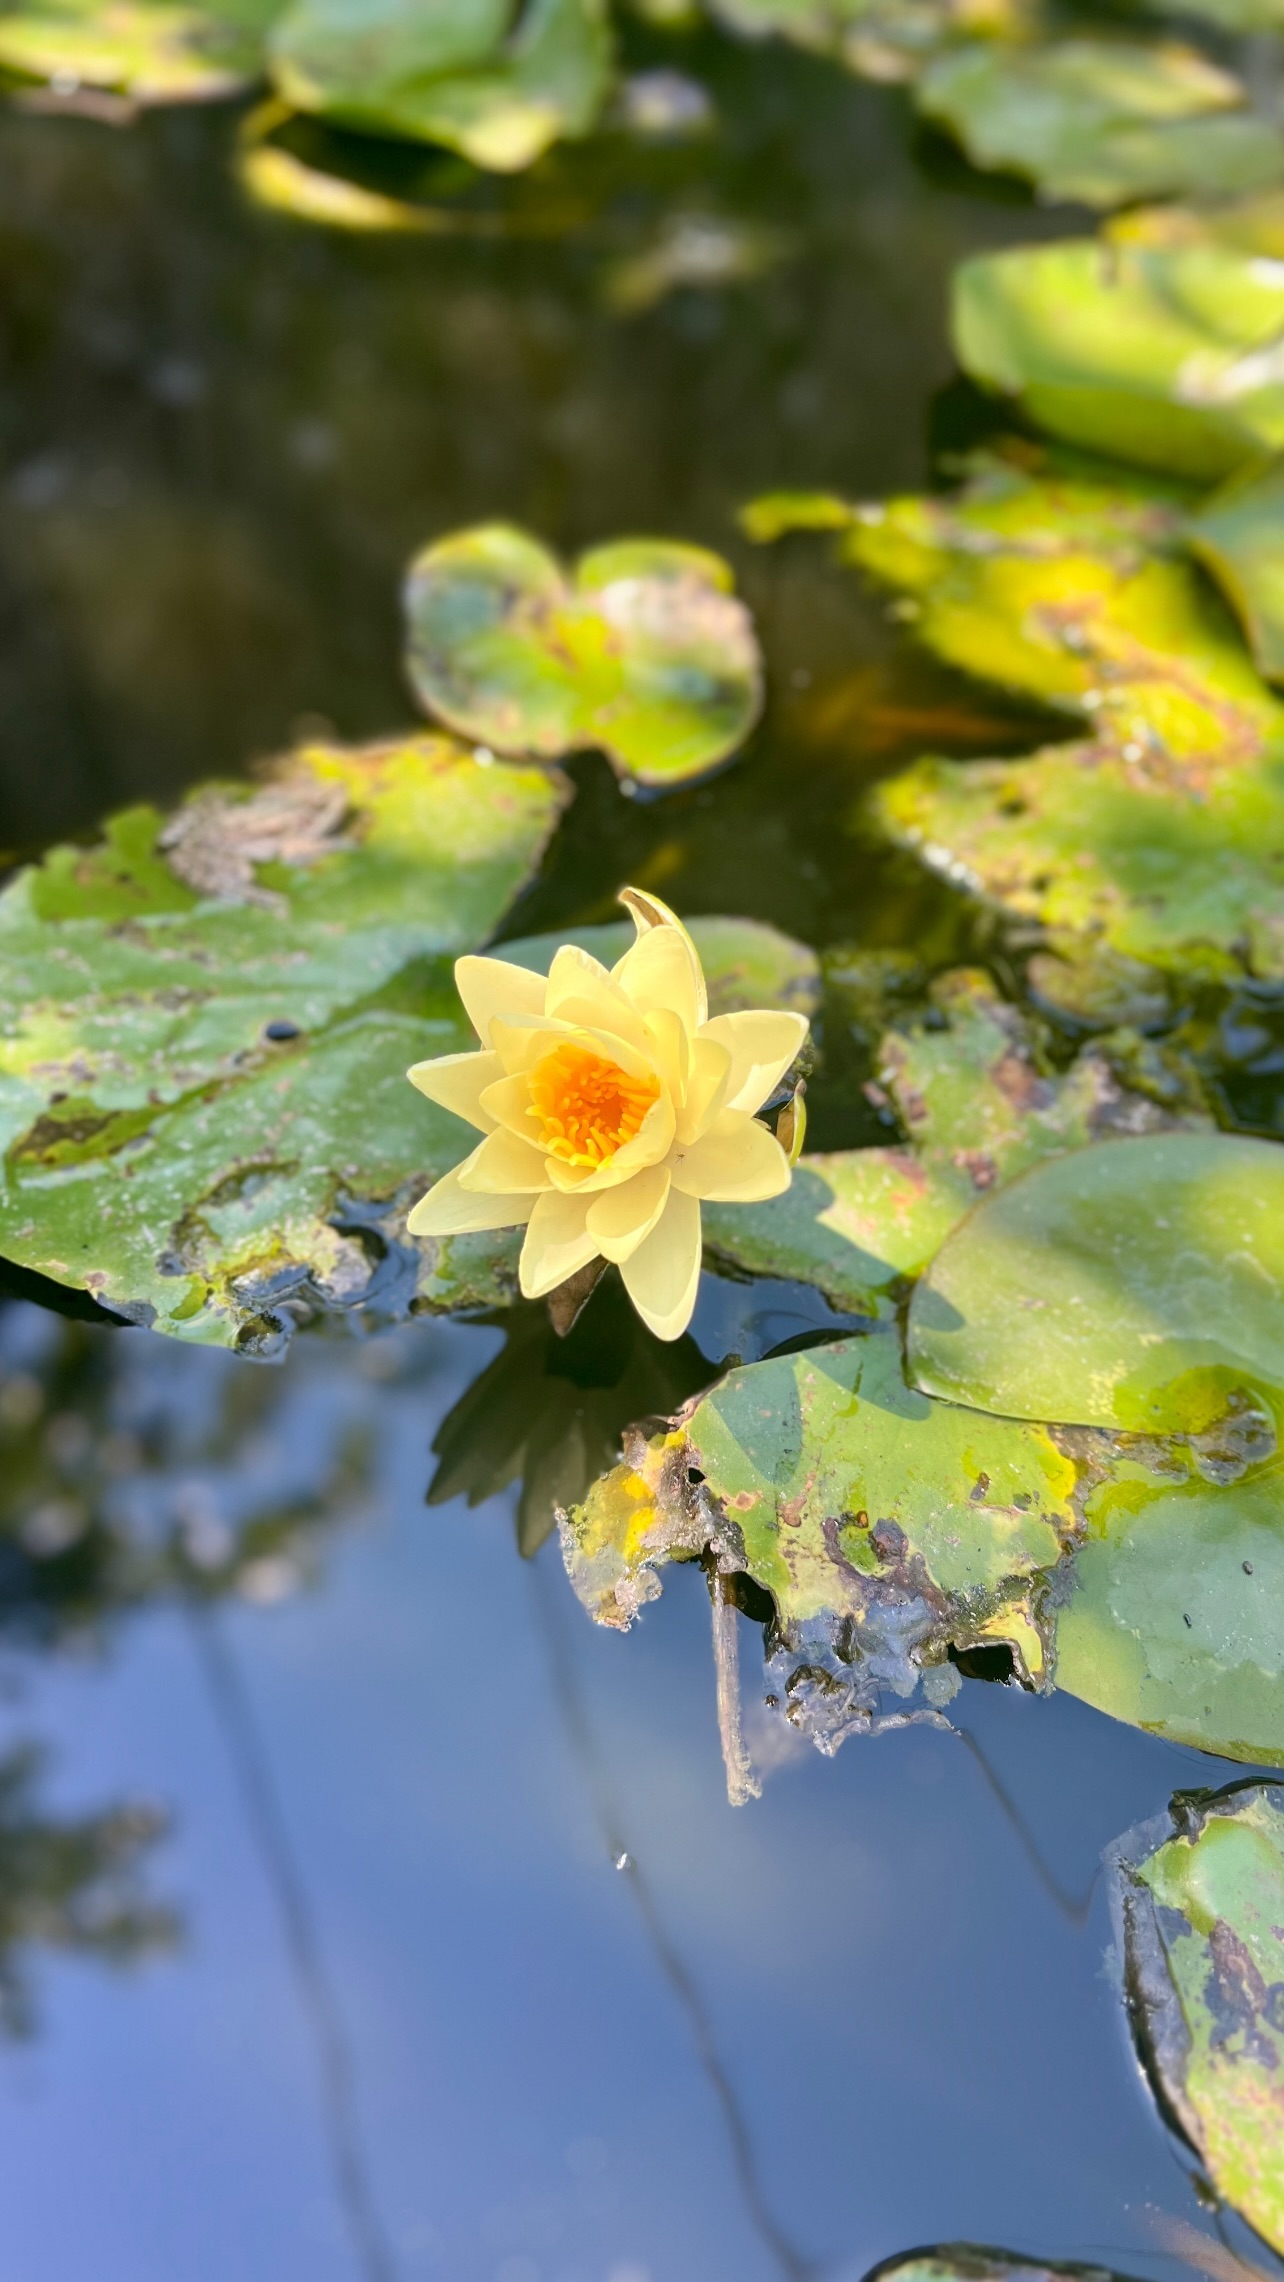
0 1299 1255 2282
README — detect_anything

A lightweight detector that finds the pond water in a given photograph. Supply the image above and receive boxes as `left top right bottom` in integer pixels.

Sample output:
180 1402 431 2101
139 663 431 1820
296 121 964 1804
0 31 1275 2282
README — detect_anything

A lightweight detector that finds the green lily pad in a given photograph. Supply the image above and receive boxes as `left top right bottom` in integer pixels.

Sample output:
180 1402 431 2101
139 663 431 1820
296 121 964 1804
918 39 1282 209
702 0 1029 83
404 524 763 787
0 0 285 100
1110 186 1284 256
269 0 611 171
1190 459 1284 686
954 240 1284 481
908 1130 1284 1434
704 967 1207 1312
1114 1782 1284 2248
0 733 568 1348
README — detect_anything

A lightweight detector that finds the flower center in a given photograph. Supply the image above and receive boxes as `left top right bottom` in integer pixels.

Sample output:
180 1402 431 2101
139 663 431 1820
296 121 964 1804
528 1043 659 1169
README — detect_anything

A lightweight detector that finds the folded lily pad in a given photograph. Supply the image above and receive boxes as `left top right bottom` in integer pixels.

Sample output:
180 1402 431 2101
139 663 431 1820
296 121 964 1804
404 524 763 788
704 967 1205 1311
0 734 569 1348
908 1130 1284 1434
0 0 285 100
955 240 1284 481
918 39 1282 209
1114 1782 1284 2248
270 0 611 171
1190 459 1284 685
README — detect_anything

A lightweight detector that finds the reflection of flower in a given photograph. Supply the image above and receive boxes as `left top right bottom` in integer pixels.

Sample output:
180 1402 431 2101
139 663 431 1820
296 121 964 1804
407 889 808 1339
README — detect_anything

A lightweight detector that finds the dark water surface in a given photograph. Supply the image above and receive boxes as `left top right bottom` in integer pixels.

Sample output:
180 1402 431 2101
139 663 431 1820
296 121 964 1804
0 38 1262 2282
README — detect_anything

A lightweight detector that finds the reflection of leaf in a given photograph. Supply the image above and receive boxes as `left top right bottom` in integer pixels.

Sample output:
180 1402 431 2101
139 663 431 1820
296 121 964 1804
954 240 1284 481
705 967 1207 1311
0 734 567 1348
908 1130 1284 1433
404 524 763 788
429 1281 711 1555
0 1742 177 2038
919 40 1282 209
1114 1781 1284 2253
0 0 286 100
270 0 612 171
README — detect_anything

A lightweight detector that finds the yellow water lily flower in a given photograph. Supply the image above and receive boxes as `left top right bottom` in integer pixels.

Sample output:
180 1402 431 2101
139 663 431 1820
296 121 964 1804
406 889 808 1340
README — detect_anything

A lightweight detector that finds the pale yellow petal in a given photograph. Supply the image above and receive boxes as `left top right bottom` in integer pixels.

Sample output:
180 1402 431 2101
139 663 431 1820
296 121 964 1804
620 1189 703 1342
612 923 703 1039
643 1007 689 1105
406 1158 534 1238
585 1165 672 1263
454 954 547 1044
406 1048 504 1133
519 1190 598 1298
550 1089 676 1193
671 1109 790 1202
618 887 708 1027
544 946 651 1054
698 1010 808 1115
490 1014 657 1083
676 1035 731 1144
478 1071 539 1140
457 1127 551 1193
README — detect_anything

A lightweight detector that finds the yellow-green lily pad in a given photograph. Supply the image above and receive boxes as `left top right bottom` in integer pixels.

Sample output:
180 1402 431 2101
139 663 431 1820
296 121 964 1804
918 39 1282 210
1115 1781 1284 2248
907 1130 1284 1434
954 239 1284 481
404 524 763 788
269 0 611 171
1190 458 1284 686
0 0 285 100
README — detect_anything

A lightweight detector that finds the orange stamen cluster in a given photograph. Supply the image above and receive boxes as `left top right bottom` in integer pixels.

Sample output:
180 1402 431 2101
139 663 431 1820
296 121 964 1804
528 1043 659 1169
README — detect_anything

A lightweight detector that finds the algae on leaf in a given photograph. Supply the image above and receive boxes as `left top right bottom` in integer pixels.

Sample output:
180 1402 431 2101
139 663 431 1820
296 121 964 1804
919 38 1283 210
1115 1782 1284 2250
0 0 287 100
955 241 1284 482
0 734 569 1348
270 0 612 171
404 524 763 787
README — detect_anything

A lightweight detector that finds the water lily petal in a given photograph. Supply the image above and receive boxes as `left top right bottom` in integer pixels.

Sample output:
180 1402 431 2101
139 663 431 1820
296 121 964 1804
545 1088 677 1193
643 1007 689 1104
407 1158 534 1238
620 1188 703 1342
586 1164 672 1262
406 1048 504 1132
491 1014 658 1083
545 946 652 1054
477 1071 539 1141
613 922 703 1038
457 1127 552 1193
676 1035 731 1143
519 1190 598 1298
618 888 708 1026
454 954 547 1044
699 1010 808 1114
671 1109 789 1202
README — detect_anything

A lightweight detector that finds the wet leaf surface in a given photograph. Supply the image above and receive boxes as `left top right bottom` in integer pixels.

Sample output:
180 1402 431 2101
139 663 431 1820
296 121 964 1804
704 966 1205 1312
269 0 612 170
1190 458 1284 685
919 38 1282 209
0 0 285 99
404 523 763 787
0 734 569 1347
908 1130 1284 1434
955 240 1284 481
1114 1780 1284 2248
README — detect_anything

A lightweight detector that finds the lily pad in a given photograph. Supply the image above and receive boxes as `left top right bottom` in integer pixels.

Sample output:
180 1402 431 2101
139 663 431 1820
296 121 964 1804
918 40 1282 210
0 0 285 100
0 734 569 1348
1190 459 1284 685
954 240 1284 481
269 0 611 172
704 968 1206 1311
702 0 1029 83
1114 1782 1284 2248
907 1130 1284 1434
403 524 763 788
